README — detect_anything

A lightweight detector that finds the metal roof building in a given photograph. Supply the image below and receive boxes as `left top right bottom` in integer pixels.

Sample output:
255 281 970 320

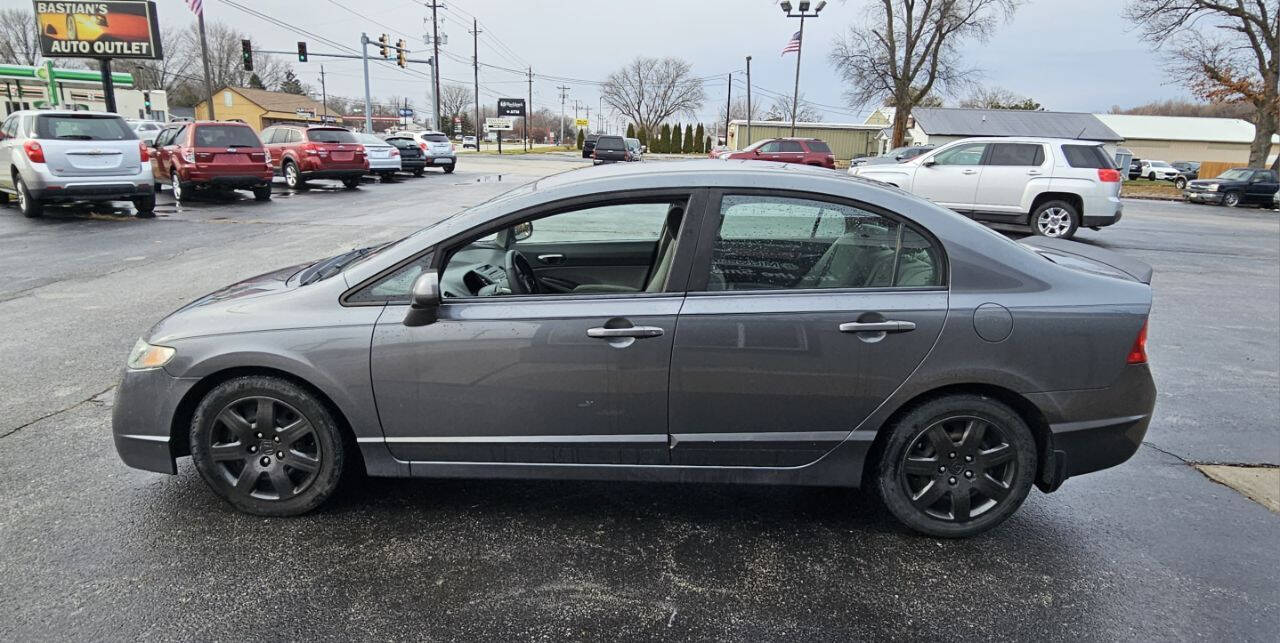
1093 113 1279 166
908 108 1122 145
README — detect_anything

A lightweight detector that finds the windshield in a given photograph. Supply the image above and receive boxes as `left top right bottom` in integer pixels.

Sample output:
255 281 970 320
1216 169 1251 181
194 124 262 148
1150 161 1172 168
306 128 357 143
36 114 135 140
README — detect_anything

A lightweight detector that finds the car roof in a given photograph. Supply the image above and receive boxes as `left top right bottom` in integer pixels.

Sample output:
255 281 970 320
946 136 1109 145
11 109 122 118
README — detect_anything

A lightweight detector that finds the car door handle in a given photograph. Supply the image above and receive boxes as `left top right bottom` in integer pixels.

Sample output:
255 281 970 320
839 321 917 333
1027 170 1041 175
962 169 978 175
587 326 664 339
537 253 566 265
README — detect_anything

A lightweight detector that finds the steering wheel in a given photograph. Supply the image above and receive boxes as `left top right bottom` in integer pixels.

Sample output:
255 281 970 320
504 250 540 294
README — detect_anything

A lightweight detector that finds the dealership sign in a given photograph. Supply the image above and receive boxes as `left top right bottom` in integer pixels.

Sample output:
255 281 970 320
34 1 164 59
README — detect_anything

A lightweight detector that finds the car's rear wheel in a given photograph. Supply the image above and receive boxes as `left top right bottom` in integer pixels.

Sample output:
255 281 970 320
253 185 272 201
1032 200 1078 238
1147 172 1155 181
283 161 303 189
876 395 1037 538
132 195 156 218
15 177 42 218
191 376 345 516
342 178 361 189
1222 191 1241 207
443 164 455 174
412 167 425 177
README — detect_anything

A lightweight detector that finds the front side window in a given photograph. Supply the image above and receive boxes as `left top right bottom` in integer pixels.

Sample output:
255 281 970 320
985 143 1044 166
930 143 986 166
706 195 942 291
759 140 783 153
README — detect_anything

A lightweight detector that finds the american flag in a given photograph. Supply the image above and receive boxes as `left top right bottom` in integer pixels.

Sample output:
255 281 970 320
782 30 801 55
186 0 203 18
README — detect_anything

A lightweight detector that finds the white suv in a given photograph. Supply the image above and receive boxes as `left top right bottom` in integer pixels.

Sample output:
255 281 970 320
849 137 1123 239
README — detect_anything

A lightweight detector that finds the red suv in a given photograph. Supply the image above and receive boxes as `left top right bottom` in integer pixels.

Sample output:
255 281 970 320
151 121 274 201
260 124 367 190
724 137 836 169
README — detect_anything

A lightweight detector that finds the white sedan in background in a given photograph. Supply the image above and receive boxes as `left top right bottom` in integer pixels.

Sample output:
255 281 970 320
1137 160 1182 181
355 133 402 181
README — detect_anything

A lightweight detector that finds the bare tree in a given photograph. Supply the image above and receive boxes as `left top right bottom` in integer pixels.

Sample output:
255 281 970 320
1109 98 1253 119
718 97 760 127
438 84 472 118
0 8 39 65
764 94 823 122
110 27 195 91
601 56 705 136
830 0 1023 147
960 85 1041 110
1126 1 1278 168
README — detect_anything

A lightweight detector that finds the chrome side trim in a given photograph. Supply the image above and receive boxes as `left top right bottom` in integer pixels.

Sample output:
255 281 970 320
671 430 849 443
357 434 668 444
118 433 170 443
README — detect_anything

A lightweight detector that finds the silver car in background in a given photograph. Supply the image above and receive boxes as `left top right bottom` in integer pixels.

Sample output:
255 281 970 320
0 110 155 218
127 118 164 146
355 133 402 181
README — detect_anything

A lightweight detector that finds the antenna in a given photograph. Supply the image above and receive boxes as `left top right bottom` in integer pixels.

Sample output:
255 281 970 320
1074 125 1088 139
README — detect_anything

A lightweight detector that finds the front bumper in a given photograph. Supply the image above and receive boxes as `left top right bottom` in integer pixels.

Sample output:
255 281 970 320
111 367 199 475
1184 190 1223 204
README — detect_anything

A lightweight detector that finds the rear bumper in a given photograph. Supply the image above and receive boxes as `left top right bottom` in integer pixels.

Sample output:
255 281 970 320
111 367 199 475
368 158 403 172
399 158 426 169
301 168 367 180
1082 195 1123 227
23 165 152 201
182 171 273 188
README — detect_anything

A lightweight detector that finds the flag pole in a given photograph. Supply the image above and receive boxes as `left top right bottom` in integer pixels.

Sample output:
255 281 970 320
196 8 217 120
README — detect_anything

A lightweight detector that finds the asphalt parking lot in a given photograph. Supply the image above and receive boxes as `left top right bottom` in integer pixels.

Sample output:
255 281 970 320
1 156 1277 640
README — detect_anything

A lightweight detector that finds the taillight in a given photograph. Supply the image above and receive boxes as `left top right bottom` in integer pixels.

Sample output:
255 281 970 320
23 140 44 163
419 142 427 153
139 141 149 162
390 148 400 157
195 152 214 162
1097 168 1121 182
450 143 456 152
301 143 319 156
1127 320 1148 364
182 150 195 163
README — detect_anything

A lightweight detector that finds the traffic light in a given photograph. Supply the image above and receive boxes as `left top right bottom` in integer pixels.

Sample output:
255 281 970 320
143 91 152 112
378 34 389 58
241 39 253 71
396 39 406 67
297 41 308 63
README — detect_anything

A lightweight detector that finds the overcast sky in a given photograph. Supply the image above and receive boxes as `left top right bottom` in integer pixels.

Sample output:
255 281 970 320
173 0 1194 125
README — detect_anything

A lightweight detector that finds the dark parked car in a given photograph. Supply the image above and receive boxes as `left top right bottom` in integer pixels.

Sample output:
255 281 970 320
1128 157 1143 180
591 135 630 164
581 134 599 159
1170 161 1199 189
724 137 836 169
849 145 935 167
1184 167 1280 207
151 121 274 201
384 136 426 176
259 124 367 189
112 160 1155 538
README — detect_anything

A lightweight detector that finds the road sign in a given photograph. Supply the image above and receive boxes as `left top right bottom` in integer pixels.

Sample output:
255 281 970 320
485 117 514 131
398 108 414 117
574 118 589 128
497 98 526 117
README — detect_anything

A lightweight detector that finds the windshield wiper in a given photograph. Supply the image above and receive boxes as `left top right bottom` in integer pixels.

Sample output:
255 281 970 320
297 244 388 285
56 135 95 140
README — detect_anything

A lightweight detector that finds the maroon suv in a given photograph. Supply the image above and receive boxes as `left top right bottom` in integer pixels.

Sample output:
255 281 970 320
151 121 274 201
725 137 836 169
260 124 367 189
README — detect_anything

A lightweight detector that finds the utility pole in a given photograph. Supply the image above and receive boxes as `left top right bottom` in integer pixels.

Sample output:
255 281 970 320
195 10 215 119
724 72 732 148
557 85 569 147
361 33 373 133
745 56 752 147
598 96 603 135
584 105 591 133
526 67 533 151
425 1 444 131
470 18 482 150
319 65 328 121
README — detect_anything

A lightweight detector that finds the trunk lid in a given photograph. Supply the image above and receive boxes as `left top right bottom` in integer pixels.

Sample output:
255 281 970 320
1019 237 1153 284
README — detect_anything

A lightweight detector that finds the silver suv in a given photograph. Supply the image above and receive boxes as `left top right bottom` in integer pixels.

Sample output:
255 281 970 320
850 137 1123 239
0 110 155 218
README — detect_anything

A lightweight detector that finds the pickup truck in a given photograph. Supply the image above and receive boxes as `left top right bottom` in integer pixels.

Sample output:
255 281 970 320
1184 168 1280 208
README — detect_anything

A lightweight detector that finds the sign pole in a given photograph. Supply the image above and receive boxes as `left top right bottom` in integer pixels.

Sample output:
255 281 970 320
360 33 373 133
196 11 216 120
99 59 117 113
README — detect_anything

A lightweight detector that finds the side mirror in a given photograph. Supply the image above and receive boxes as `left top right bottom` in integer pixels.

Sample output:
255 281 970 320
512 221 533 241
753 148 761 155
403 270 440 327
893 154 904 161
922 159 936 167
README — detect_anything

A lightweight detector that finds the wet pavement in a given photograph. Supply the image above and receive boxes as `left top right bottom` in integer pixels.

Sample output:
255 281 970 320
0 157 1276 640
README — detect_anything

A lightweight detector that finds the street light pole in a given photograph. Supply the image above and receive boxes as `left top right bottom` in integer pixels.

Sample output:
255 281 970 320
780 1 824 137
745 55 752 147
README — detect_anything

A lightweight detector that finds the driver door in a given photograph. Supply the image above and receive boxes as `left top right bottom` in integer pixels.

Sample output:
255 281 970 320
367 191 704 466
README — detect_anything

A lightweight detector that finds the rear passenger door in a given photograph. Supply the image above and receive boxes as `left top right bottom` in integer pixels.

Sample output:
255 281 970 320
973 142 1047 217
667 191 948 467
778 140 806 164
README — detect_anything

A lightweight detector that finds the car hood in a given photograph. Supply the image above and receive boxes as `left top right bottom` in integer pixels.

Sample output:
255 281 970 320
1187 178 1224 187
145 262 310 344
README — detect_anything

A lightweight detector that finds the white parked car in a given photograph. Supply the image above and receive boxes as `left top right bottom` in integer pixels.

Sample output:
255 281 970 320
354 133 402 180
126 118 163 145
1137 160 1181 182
461 135 477 149
849 137 1123 239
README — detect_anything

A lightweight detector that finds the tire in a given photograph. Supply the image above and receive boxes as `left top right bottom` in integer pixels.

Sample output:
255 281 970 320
443 164 455 174
342 178 361 189
1222 191 1241 208
0 190 8 205
132 194 156 218
283 161 303 189
190 376 346 517
412 167 424 177
1174 176 1187 190
1147 172 1155 181
170 171 189 202
1031 200 1079 239
15 176 42 218
253 185 272 201
875 394 1037 538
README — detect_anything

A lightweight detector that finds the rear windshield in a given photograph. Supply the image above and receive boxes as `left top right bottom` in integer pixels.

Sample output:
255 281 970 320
194 124 262 148
35 114 135 141
596 136 625 150
306 128 357 143
806 141 831 153
1060 144 1114 169
423 133 450 142
355 134 386 145
385 137 417 148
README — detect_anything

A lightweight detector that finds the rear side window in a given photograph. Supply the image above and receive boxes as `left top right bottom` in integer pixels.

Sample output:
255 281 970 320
986 143 1044 166
35 114 135 141
423 133 450 142
194 125 262 148
307 128 357 143
1061 144 1114 169
806 141 831 153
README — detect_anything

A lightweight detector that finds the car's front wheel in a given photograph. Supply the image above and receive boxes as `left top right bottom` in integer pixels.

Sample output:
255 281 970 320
1174 176 1187 190
1031 200 1079 238
191 376 345 516
876 395 1037 538
1222 191 1241 207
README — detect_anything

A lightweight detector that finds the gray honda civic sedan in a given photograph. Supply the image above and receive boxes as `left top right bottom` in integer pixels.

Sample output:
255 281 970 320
113 160 1155 537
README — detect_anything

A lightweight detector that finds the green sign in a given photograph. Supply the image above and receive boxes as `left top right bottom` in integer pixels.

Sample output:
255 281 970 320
34 60 59 107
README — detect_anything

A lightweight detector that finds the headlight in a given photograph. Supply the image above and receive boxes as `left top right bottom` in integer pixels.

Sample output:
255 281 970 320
127 338 175 370
718 153 731 159
1207 183 1219 192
